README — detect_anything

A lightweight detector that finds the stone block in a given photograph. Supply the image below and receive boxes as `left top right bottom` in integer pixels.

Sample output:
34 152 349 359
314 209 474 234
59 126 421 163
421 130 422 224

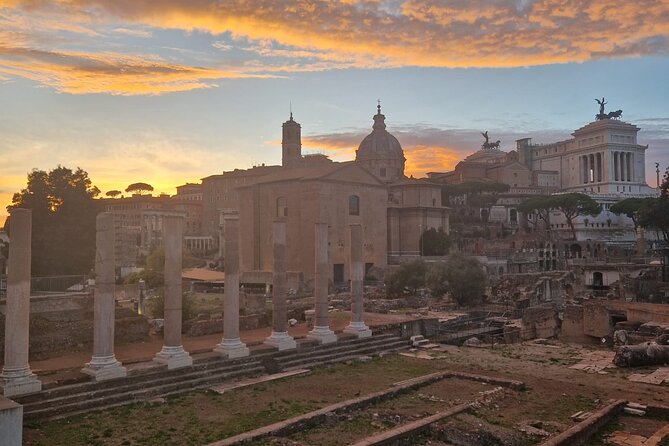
0 396 22 446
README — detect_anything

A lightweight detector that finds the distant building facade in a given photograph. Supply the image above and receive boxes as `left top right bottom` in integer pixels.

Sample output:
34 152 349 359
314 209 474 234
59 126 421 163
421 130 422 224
429 108 657 242
200 106 449 283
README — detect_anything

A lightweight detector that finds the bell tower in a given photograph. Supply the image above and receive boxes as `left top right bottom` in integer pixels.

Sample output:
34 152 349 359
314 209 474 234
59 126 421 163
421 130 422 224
282 112 302 168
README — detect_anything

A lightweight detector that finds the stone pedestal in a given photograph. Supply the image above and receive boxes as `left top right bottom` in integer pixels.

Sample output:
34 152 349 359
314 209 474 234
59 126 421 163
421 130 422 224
83 212 127 381
1 209 41 397
154 215 192 369
265 221 297 351
308 223 337 344
0 396 22 446
345 224 372 338
215 213 250 358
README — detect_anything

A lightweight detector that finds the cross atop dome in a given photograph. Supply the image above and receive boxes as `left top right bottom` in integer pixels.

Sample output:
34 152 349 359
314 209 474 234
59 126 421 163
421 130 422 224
373 100 386 131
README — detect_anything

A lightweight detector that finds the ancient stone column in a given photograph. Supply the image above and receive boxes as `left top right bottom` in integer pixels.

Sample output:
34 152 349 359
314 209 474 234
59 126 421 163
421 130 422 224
345 224 372 338
308 223 337 344
154 214 193 369
1 208 42 396
215 213 249 358
265 221 297 350
82 212 127 381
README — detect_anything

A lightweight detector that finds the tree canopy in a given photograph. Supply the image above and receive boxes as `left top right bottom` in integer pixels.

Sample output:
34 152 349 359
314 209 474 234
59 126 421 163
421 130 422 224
551 193 602 240
385 259 426 297
125 182 154 195
8 166 102 276
419 228 450 256
105 190 122 198
519 193 601 240
636 167 669 243
610 197 650 231
426 253 487 306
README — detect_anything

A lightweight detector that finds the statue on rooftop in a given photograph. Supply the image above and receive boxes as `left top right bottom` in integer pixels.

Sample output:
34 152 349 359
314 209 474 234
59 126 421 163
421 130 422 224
595 97 608 120
481 131 489 150
481 131 500 150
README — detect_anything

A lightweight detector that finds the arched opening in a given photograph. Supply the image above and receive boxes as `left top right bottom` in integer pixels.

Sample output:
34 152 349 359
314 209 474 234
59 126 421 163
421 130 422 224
593 271 604 288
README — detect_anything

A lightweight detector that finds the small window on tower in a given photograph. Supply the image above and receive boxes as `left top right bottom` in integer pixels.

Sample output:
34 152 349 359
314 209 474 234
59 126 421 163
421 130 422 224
380 167 386 177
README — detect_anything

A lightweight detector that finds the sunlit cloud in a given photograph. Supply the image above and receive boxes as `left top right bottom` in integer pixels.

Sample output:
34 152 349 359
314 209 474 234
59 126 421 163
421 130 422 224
0 1 667 94
112 27 152 38
0 45 271 95
5 0 668 69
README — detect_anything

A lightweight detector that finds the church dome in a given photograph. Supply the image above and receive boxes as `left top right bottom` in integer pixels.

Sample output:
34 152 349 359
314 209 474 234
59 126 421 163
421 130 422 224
356 107 404 161
355 104 405 183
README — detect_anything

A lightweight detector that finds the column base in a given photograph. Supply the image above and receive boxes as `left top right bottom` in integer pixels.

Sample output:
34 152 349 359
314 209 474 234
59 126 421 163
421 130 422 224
214 338 250 358
344 322 372 338
264 331 297 351
308 326 338 344
153 346 193 370
1 371 42 397
82 356 127 381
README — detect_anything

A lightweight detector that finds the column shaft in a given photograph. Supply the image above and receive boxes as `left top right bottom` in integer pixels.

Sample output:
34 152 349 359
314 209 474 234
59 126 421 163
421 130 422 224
82 212 126 380
1 209 41 396
154 215 192 369
264 221 296 350
344 224 371 338
308 223 337 343
215 214 249 357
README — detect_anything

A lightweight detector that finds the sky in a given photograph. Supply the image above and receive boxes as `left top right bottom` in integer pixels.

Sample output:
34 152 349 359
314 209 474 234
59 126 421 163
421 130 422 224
1 0 668 219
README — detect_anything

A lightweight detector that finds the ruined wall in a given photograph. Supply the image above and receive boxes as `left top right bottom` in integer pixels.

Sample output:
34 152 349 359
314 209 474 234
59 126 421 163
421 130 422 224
582 300 612 338
0 292 148 359
521 305 560 339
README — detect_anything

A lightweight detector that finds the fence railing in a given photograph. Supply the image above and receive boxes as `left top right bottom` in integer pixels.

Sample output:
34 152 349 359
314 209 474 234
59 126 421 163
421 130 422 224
30 275 89 293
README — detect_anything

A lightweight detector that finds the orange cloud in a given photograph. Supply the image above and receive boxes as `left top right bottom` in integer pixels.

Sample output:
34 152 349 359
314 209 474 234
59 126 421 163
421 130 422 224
0 45 271 95
5 0 668 69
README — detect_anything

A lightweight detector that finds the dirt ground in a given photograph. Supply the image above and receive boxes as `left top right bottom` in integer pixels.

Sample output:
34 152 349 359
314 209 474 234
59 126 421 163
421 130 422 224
22 340 669 446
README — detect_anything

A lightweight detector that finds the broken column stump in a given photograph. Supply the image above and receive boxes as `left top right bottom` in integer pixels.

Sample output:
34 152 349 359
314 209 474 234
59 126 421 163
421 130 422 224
613 344 669 367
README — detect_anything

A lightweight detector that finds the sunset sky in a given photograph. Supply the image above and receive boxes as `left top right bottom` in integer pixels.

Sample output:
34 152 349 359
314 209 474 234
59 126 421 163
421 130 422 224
1 0 668 219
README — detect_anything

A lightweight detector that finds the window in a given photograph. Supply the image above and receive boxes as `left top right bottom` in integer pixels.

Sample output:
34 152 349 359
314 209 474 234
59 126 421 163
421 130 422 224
349 195 360 215
276 196 288 217
380 167 386 177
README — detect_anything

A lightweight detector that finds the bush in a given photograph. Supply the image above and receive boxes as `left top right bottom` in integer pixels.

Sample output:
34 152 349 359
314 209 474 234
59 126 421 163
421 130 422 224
385 259 426 298
147 291 197 321
425 254 487 306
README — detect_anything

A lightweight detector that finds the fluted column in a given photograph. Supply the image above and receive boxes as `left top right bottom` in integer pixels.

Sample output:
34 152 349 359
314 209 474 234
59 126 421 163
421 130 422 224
308 223 337 344
1 209 41 397
264 221 297 350
82 212 127 381
154 214 193 369
215 213 249 358
344 224 371 338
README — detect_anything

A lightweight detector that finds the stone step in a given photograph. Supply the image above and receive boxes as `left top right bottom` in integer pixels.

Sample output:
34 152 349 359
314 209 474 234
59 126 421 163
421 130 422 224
274 336 405 364
23 360 265 412
18 354 261 404
278 340 408 370
26 365 265 420
21 333 406 420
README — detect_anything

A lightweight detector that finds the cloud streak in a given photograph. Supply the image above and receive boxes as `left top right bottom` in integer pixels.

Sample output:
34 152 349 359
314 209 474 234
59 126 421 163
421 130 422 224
0 45 271 95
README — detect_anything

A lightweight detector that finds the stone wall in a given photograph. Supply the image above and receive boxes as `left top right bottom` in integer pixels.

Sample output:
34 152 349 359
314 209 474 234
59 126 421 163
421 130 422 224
521 305 560 339
0 292 149 359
